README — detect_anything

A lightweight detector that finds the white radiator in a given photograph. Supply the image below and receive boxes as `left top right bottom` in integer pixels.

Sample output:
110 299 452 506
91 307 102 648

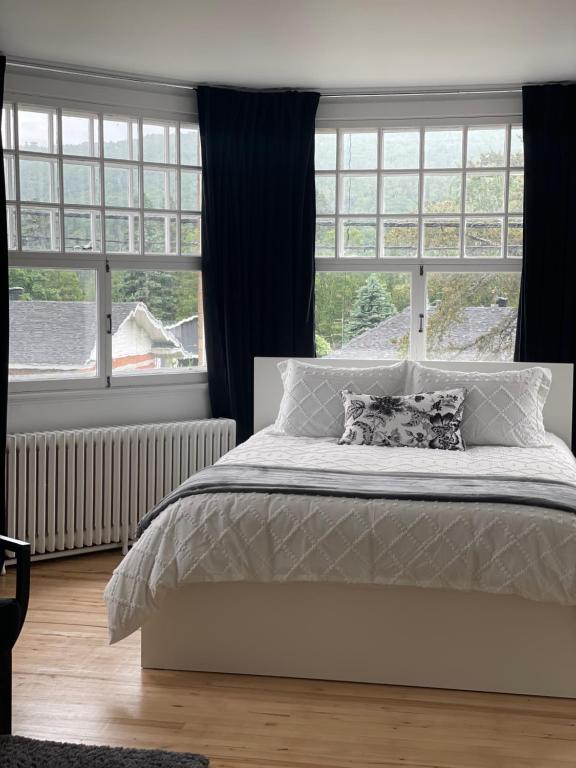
4 419 236 558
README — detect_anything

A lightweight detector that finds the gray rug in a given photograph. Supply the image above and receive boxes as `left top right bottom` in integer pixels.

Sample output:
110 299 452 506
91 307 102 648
0 736 209 767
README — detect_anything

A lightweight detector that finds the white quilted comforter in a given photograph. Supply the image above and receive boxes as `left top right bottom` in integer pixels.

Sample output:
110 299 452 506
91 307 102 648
105 428 576 643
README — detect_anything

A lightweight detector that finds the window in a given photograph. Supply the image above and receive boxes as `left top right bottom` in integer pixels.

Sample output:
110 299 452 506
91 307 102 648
315 272 411 359
3 100 204 389
315 124 523 362
8 268 97 380
111 270 204 374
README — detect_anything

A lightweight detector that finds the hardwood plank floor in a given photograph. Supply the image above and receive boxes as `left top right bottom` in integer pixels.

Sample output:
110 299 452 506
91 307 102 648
2 551 576 767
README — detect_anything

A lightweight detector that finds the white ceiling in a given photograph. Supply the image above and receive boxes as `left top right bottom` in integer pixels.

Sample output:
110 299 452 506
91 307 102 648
1 0 575 90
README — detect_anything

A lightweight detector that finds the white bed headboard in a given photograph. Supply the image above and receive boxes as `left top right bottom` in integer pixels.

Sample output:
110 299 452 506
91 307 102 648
254 358 574 447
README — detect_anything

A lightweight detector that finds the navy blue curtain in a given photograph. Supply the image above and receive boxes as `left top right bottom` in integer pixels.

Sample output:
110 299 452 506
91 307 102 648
0 56 8 537
514 83 576 441
198 86 319 443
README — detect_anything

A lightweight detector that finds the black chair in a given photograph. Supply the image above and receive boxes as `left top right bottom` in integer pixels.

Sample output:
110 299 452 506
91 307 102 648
0 536 30 735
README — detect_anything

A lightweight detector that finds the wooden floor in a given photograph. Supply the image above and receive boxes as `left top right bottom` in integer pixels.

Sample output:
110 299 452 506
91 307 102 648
3 553 576 767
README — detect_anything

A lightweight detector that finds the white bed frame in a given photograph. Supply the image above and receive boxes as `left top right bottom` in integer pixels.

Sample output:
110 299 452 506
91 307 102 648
142 358 576 698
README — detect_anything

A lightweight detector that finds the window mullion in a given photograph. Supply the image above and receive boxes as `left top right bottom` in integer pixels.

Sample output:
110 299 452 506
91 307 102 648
503 124 512 261
56 107 65 253
100 259 112 386
13 105 22 252
335 128 341 258
376 129 382 258
138 118 145 256
98 111 110 387
461 126 468 259
411 265 426 361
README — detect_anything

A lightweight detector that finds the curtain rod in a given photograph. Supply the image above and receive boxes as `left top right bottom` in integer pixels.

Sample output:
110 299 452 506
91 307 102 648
5 58 523 98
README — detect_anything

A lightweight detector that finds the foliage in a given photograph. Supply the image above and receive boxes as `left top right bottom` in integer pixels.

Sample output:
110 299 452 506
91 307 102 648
314 333 331 357
9 268 88 302
426 272 520 358
111 271 200 325
315 272 410 352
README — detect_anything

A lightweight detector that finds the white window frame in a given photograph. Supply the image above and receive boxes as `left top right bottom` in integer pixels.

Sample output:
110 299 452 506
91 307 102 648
4 82 205 394
314 115 523 362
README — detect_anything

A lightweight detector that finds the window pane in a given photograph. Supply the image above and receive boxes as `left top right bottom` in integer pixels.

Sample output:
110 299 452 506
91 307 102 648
510 127 524 167
4 155 15 200
2 103 14 149
63 161 101 205
316 174 336 214
315 272 411 359
9 268 98 380
6 205 17 250
62 111 99 157
424 128 462 169
181 169 202 211
508 172 524 213
315 218 335 257
423 173 462 213
466 127 506 168
507 216 523 258
181 215 201 255
105 211 141 253
464 218 503 258
111 270 205 372
19 157 59 203
341 131 377 170
64 210 102 252
143 168 177 209
21 207 60 251
103 116 139 160
382 130 420 170
340 218 376 258
144 214 177 254
382 174 419 214
422 218 460 258
465 172 505 213
180 125 200 166
382 219 418 258
340 175 377 214
18 106 58 153
104 164 139 208
142 122 177 164
315 131 336 170
426 272 520 361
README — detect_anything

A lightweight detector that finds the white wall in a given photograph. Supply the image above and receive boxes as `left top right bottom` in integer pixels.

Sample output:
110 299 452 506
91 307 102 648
8 382 211 433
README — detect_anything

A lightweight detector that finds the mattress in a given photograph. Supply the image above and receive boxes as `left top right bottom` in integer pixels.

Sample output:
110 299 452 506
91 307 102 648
105 428 576 643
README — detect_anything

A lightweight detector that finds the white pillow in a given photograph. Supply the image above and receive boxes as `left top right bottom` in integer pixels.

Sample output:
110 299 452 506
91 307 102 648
408 362 552 447
274 359 407 438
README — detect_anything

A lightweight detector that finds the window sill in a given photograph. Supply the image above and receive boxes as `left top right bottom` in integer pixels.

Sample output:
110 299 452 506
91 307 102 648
8 371 208 405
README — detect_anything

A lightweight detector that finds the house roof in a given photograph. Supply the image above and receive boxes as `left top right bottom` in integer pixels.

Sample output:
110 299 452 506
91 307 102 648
329 305 516 361
166 316 198 358
9 300 184 369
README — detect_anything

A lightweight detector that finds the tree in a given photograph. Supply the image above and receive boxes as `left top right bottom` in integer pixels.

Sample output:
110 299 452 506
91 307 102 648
112 270 179 324
346 274 397 338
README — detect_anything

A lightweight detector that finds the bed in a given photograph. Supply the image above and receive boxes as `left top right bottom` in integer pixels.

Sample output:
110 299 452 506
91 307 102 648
105 358 576 698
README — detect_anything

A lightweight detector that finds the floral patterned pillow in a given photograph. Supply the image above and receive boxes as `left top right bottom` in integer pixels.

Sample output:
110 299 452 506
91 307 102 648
338 388 467 451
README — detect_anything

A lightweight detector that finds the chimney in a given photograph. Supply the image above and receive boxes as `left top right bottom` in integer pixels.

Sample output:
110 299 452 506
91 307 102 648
495 296 508 308
9 287 24 301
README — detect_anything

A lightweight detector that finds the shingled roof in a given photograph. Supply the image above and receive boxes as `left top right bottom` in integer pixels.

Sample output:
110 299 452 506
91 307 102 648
329 305 516 361
9 301 183 370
